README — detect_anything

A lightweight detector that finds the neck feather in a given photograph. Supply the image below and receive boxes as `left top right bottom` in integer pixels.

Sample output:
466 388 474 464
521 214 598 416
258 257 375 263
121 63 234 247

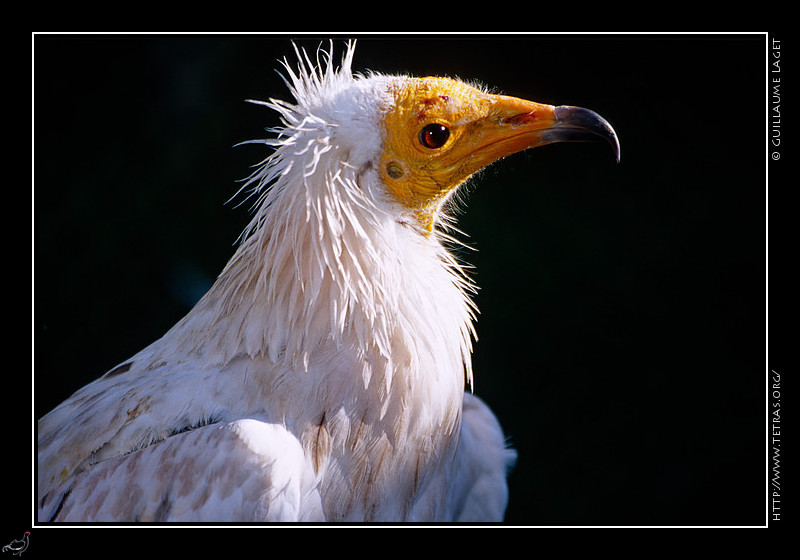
167 141 476 389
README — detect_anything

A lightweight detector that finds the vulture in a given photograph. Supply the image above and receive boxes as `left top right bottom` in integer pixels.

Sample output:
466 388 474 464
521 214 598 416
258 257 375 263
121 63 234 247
37 42 619 523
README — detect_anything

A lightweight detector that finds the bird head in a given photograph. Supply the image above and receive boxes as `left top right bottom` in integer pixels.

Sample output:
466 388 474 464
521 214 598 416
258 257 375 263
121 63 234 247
379 75 620 231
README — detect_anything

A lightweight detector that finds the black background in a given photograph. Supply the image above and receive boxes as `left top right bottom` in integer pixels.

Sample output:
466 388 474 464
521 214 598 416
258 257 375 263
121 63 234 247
30 33 767 531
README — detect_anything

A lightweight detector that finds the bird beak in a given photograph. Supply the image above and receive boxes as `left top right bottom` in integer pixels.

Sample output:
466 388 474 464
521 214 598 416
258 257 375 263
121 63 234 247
465 95 620 167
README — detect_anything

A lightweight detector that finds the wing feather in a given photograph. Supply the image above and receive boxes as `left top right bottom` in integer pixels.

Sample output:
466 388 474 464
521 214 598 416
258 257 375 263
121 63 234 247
38 419 324 522
449 393 517 522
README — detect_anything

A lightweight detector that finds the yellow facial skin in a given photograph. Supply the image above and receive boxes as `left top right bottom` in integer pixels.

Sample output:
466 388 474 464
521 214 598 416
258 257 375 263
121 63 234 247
380 77 558 231
379 77 619 232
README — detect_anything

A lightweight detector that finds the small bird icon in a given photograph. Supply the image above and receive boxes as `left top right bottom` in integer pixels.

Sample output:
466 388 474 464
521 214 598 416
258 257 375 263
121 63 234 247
2 532 29 556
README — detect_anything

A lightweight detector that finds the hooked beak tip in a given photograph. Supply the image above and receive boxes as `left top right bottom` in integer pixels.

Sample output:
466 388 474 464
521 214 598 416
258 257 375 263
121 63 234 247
553 105 620 162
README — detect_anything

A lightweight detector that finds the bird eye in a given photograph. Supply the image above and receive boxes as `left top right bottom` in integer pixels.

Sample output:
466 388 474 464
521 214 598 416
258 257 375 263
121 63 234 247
419 123 450 149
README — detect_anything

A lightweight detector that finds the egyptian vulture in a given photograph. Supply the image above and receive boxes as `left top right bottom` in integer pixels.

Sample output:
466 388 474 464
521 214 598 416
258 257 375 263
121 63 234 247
37 42 619 523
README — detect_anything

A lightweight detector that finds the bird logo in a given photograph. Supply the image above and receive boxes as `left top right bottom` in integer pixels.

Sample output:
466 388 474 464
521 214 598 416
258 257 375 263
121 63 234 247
2 532 29 556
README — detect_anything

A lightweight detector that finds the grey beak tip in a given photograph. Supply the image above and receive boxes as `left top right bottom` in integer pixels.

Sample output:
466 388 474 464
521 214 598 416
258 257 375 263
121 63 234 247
553 105 620 163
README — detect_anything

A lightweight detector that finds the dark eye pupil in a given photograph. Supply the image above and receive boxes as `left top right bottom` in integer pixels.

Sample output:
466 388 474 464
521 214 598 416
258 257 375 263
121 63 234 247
419 123 450 149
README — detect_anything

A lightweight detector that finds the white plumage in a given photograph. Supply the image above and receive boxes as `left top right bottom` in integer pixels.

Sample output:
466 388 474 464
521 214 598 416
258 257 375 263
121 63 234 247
37 41 617 523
